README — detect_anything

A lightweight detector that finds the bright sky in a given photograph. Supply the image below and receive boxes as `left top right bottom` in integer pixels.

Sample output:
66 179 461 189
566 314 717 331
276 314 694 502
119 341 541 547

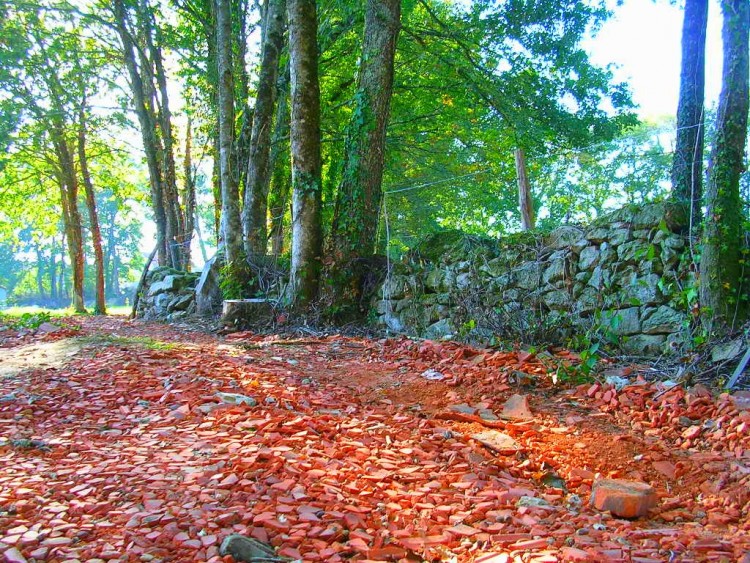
585 0 724 120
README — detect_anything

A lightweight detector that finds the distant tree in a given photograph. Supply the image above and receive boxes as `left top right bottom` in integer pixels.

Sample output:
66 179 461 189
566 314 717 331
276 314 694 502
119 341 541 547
672 0 708 229
700 0 749 333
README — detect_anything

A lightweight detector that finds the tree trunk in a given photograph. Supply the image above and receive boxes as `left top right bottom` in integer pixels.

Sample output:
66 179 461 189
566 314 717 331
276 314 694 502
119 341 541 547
35 245 46 300
287 0 323 307
327 0 400 311
243 0 286 257
700 0 749 333
183 115 196 270
216 0 246 268
142 1 184 269
671 0 708 229
113 0 169 267
515 147 535 230
269 63 292 258
78 98 107 315
328 0 401 301
52 131 86 314
49 246 57 302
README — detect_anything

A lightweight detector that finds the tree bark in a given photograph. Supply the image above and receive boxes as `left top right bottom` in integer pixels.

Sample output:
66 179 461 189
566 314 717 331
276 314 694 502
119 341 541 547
113 0 169 267
287 0 323 307
183 115 196 270
77 97 107 314
671 0 708 229
269 63 291 258
216 0 246 268
326 0 400 312
142 1 184 269
243 0 286 257
52 129 86 314
515 147 535 230
700 0 749 333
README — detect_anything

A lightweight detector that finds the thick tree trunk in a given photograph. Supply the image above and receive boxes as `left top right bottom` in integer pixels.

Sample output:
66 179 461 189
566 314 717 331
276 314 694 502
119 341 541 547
287 0 323 307
113 0 168 267
671 0 708 229
700 0 749 333
216 0 246 268
327 0 401 309
77 100 107 314
515 147 535 230
243 0 286 257
329 0 401 258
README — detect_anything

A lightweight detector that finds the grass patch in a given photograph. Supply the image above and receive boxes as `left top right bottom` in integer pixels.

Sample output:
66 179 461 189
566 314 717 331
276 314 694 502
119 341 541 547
92 335 178 351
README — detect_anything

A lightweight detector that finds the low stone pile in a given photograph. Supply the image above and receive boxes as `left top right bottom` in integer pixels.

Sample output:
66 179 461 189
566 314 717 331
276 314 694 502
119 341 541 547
374 202 692 355
136 267 200 321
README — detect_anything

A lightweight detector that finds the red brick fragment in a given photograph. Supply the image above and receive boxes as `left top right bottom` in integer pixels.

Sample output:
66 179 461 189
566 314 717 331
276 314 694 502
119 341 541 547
590 478 657 518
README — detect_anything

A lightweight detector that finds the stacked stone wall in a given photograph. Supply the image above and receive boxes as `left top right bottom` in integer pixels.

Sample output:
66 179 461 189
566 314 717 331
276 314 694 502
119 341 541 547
375 202 693 355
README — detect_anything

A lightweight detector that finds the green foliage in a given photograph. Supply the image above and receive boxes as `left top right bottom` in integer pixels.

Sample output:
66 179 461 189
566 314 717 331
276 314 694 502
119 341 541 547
219 260 254 300
0 310 52 330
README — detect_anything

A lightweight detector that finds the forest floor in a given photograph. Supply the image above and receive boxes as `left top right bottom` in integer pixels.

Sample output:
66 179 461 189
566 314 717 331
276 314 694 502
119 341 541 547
0 317 749 563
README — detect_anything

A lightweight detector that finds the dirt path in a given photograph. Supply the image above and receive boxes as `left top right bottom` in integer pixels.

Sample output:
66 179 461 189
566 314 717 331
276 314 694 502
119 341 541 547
0 317 748 562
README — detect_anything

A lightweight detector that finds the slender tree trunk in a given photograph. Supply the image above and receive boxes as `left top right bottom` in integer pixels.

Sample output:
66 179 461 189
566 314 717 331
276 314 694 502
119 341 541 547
243 0 286 256
194 211 209 263
35 245 46 300
78 99 107 315
700 0 749 333
671 0 708 228
216 0 246 267
113 0 168 267
183 115 196 270
287 0 323 306
49 246 57 302
141 1 184 269
269 63 291 258
52 132 86 314
515 147 535 230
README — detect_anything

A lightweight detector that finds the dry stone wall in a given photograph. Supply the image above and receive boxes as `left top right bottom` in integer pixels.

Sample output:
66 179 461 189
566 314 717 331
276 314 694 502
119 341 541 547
375 202 693 356
137 267 199 321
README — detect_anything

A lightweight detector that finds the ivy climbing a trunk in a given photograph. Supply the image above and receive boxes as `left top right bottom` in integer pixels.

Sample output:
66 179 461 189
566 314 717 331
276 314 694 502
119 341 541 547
699 0 749 333
328 0 401 313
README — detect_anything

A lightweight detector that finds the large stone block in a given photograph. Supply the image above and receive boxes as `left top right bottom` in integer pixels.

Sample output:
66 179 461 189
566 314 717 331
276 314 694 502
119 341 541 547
195 254 224 317
642 305 684 334
590 478 657 518
621 334 667 355
602 307 641 336
547 225 585 249
543 251 570 284
578 245 600 271
514 263 542 290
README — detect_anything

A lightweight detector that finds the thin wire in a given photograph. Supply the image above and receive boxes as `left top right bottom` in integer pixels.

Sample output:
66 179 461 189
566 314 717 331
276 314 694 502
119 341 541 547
384 168 492 194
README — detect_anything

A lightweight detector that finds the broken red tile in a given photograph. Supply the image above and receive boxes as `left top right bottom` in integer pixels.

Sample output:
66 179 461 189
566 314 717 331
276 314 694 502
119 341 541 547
502 394 533 420
590 479 657 519
445 524 480 537
651 461 676 479
3 547 27 563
